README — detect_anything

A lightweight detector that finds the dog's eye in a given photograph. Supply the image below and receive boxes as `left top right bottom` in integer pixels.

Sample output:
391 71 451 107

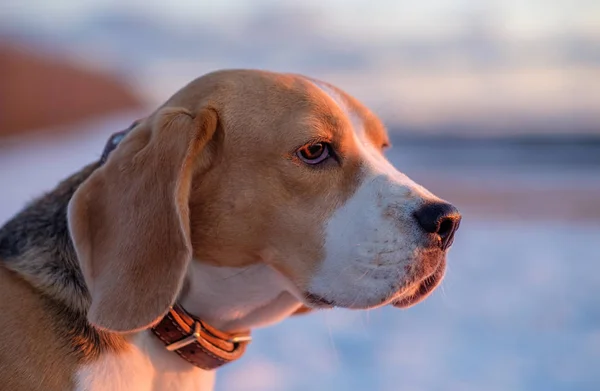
297 142 330 164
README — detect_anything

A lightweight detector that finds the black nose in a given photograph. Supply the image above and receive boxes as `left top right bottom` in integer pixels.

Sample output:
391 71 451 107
414 202 461 250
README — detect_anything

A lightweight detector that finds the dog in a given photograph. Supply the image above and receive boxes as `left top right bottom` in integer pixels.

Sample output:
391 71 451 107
0 69 461 390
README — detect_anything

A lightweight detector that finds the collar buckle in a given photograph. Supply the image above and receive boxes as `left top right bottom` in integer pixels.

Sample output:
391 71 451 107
164 321 253 352
165 321 202 351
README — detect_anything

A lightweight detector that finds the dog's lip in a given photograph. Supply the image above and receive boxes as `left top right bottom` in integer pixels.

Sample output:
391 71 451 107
391 259 446 309
303 257 446 310
304 293 335 309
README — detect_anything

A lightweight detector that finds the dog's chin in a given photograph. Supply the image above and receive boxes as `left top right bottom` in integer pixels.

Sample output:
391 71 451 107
302 255 447 311
391 257 446 309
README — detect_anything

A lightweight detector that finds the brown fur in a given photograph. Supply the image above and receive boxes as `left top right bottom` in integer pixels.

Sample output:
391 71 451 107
0 266 79 390
0 69 390 387
0 164 127 390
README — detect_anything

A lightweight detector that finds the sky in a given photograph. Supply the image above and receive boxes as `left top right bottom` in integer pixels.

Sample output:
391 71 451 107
1 0 599 40
1 0 599 136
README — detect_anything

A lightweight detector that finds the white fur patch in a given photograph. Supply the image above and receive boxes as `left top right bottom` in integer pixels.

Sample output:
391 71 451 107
307 79 438 308
180 262 303 331
75 331 214 391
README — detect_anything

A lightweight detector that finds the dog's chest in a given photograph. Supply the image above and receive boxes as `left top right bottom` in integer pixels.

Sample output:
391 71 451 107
75 332 215 391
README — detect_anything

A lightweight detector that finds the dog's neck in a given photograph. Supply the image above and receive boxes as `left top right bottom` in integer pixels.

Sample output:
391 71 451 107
0 162 125 360
180 262 303 332
0 163 99 316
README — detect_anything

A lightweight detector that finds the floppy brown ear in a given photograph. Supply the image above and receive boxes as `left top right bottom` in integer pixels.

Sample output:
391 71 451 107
68 107 218 333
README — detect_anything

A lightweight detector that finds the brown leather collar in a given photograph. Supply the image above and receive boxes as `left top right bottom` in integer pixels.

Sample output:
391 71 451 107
100 125 251 370
151 304 251 370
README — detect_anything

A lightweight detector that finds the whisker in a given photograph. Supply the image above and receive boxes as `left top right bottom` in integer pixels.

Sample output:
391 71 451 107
324 312 340 367
439 264 452 308
349 268 376 307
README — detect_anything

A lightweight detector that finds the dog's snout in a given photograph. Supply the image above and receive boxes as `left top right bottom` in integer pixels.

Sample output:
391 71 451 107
414 202 461 250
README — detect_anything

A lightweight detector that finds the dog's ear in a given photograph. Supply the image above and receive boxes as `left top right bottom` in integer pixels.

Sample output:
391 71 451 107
68 107 218 333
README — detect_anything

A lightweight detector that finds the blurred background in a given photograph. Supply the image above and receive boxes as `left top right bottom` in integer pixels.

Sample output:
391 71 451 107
1 1 599 390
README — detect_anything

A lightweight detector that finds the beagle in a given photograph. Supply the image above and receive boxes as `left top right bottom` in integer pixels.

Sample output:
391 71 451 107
0 69 461 391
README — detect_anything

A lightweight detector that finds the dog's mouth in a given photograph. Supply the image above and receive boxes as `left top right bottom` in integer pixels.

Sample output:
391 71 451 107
303 256 447 310
304 293 335 309
391 258 446 309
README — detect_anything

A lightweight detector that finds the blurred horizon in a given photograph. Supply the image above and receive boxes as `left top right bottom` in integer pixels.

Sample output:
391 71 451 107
2 0 599 138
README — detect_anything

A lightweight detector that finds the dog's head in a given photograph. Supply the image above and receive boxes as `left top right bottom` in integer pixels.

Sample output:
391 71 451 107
68 70 461 332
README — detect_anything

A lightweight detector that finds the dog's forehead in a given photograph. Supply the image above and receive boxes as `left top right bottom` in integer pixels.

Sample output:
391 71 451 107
302 77 389 147
167 70 387 143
